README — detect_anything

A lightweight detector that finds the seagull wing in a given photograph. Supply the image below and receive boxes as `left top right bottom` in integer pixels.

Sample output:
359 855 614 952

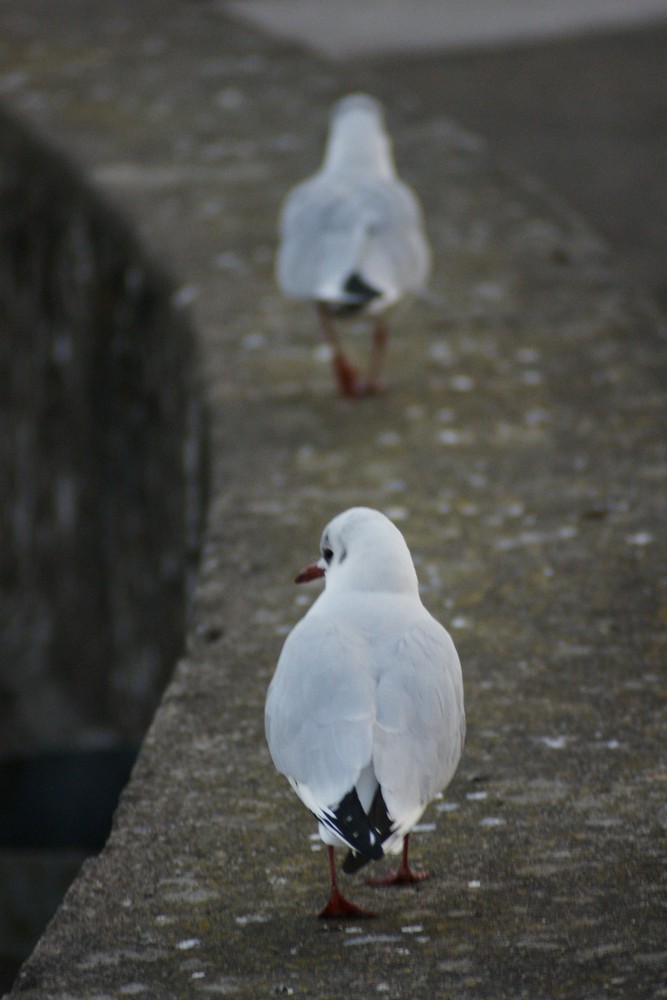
276 175 430 309
372 615 465 848
265 613 375 834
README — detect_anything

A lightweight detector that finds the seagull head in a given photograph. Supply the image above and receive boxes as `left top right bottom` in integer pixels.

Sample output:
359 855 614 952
329 93 385 126
322 93 396 179
295 507 420 596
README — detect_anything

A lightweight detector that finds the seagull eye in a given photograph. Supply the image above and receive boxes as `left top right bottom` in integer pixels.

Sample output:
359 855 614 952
323 547 334 564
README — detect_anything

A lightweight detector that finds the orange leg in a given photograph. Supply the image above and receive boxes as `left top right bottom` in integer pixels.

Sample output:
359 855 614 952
362 321 388 395
365 836 431 887
318 846 377 919
317 304 361 398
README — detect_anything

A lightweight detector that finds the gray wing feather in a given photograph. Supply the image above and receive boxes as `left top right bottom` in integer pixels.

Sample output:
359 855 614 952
265 615 375 809
373 616 465 827
277 174 430 304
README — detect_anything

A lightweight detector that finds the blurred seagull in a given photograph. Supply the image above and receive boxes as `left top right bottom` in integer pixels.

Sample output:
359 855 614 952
265 507 465 918
276 94 431 397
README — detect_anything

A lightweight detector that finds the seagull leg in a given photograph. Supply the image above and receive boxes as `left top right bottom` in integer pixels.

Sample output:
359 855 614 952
318 846 377 919
317 303 360 398
361 321 388 395
365 836 431 887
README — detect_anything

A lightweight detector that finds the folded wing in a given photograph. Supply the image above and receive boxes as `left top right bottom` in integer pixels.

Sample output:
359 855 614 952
372 616 465 851
265 615 377 853
277 176 430 312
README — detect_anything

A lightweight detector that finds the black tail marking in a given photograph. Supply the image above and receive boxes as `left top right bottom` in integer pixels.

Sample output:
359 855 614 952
320 788 384 865
342 788 393 874
344 272 381 302
327 272 381 317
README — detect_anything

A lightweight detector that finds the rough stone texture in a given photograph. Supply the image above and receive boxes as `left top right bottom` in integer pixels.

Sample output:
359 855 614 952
0 111 205 754
383 24 667 312
0 1 665 997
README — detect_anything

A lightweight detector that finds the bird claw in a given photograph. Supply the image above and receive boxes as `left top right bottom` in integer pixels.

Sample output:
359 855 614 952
334 367 387 400
318 887 377 919
357 378 386 397
366 867 431 887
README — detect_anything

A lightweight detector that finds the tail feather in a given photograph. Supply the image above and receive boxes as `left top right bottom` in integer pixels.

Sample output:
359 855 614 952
327 271 381 316
320 788 384 865
344 272 381 303
342 788 393 874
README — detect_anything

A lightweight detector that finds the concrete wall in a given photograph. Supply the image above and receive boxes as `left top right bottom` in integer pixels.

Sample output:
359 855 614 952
0 111 206 756
0 107 207 986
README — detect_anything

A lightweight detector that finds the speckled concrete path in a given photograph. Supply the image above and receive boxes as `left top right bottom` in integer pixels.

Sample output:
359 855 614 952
222 0 667 57
1 1 666 997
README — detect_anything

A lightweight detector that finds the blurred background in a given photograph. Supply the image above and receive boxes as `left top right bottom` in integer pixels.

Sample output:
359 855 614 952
224 0 667 309
1 0 665 990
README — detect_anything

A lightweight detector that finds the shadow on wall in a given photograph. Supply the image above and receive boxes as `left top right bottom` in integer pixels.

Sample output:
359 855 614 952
0 108 208 987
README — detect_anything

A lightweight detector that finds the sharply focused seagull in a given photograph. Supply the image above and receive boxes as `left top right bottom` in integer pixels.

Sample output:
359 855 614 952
276 95 431 397
265 508 465 917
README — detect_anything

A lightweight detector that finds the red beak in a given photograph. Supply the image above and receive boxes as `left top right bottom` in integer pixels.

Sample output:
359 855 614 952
295 562 325 584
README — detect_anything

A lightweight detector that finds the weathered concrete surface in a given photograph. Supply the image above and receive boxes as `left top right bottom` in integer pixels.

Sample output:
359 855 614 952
222 0 667 57
1 1 666 997
382 24 667 314
0 111 205 755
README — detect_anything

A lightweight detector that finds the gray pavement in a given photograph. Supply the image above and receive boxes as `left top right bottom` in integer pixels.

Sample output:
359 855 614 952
224 1 667 310
222 0 667 57
1 1 666 997
379 24 667 312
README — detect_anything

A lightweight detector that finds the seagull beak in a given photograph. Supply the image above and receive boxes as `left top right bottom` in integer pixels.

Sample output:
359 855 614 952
295 561 326 584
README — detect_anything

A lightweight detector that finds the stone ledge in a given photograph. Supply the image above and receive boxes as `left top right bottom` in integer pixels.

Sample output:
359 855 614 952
0 108 205 757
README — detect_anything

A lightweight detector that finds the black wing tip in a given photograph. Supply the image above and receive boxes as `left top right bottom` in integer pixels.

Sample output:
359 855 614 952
325 272 382 316
342 847 376 874
323 788 385 865
340 838 383 875
341 787 393 874
343 272 381 302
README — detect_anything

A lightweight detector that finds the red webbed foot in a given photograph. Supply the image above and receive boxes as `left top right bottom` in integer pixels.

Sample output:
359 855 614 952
356 377 387 397
366 866 431 887
365 836 430 887
318 886 377 919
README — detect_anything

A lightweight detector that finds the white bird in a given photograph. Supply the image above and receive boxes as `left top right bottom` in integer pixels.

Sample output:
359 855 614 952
265 507 465 918
276 94 431 398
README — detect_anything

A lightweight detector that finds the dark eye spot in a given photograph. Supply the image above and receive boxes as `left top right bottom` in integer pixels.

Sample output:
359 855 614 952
323 547 334 564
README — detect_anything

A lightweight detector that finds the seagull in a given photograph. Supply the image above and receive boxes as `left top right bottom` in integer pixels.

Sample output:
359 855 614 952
265 507 465 918
276 94 431 398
